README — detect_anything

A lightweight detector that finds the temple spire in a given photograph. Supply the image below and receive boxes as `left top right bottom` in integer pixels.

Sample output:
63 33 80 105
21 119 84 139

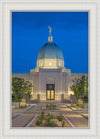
48 26 53 42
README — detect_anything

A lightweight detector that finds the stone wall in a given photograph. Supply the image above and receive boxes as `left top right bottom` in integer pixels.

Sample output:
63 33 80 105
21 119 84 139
12 71 88 101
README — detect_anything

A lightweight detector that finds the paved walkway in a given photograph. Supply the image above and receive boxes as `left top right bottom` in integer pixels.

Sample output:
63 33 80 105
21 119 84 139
12 113 35 127
12 103 88 127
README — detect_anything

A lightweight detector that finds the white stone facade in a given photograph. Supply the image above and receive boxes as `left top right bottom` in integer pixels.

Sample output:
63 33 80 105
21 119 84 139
12 68 87 101
12 33 88 102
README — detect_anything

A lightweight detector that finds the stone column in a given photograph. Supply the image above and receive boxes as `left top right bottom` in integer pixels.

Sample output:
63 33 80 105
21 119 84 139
61 94 64 103
37 94 40 103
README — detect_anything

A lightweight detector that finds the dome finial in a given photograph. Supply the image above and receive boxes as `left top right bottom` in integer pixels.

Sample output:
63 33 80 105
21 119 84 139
48 26 52 36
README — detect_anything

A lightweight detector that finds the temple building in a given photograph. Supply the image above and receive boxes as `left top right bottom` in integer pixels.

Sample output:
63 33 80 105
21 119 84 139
12 27 87 102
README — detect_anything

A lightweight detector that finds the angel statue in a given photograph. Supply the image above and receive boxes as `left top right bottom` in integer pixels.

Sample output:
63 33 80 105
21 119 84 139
48 26 52 36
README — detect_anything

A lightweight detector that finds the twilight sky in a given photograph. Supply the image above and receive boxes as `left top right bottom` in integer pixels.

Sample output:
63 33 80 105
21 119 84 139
12 12 88 73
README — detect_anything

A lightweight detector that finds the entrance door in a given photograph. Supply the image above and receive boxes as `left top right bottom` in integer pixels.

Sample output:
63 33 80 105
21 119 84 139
46 84 55 100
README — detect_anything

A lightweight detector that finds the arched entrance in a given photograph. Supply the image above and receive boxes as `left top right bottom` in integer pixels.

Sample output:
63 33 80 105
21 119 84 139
46 78 55 100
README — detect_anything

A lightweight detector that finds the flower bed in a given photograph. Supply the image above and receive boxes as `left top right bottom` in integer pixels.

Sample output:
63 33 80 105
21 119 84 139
46 103 57 109
13 104 31 109
70 103 88 109
31 112 71 127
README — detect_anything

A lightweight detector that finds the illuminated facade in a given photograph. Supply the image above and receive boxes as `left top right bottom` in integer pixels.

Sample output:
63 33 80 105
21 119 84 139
12 28 87 102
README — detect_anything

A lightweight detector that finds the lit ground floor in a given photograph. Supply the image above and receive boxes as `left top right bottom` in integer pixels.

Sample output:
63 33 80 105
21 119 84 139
12 102 88 127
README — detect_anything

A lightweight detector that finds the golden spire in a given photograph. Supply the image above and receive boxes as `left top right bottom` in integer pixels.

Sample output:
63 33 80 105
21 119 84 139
48 26 52 36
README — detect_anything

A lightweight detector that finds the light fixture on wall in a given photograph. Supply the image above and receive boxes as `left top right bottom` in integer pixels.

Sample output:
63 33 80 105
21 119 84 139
49 62 52 66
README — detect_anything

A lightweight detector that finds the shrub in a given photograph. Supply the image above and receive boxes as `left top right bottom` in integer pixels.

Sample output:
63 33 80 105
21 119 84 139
45 118 55 127
14 106 19 109
14 105 31 109
52 105 57 109
39 112 44 120
36 120 42 126
41 112 44 115
76 103 79 106
57 116 63 121
70 103 74 107
85 111 88 114
74 106 79 109
20 105 27 109
80 104 84 108
48 113 54 119
46 104 49 109
62 121 65 127
49 103 52 109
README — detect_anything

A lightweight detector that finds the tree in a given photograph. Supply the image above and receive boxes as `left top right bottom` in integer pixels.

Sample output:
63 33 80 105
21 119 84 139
81 76 88 102
12 77 25 108
22 81 32 103
70 78 80 103
25 92 32 103
70 75 88 103
14 90 23 107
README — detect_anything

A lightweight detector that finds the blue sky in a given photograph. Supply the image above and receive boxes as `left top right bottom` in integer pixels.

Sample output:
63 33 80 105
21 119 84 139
12 12 88 73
